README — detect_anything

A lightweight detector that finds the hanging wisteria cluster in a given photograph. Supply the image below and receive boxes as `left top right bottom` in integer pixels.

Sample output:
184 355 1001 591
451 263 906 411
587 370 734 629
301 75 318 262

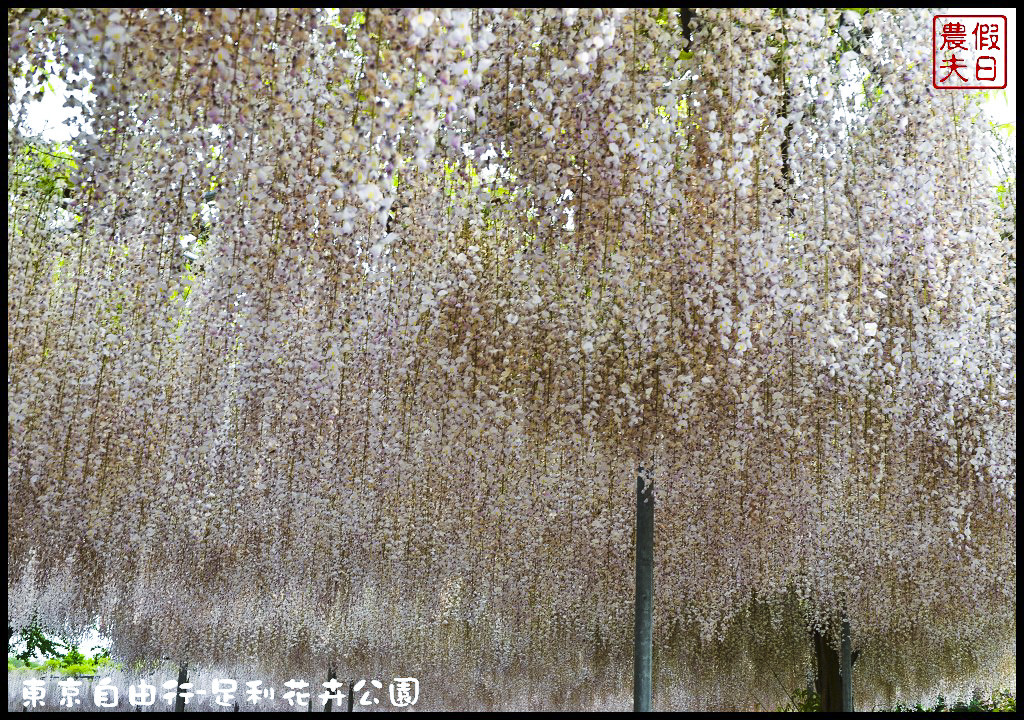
8 7 1016 710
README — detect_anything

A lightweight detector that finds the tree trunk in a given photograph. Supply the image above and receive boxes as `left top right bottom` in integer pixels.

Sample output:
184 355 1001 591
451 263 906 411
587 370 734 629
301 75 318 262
814 629 842 712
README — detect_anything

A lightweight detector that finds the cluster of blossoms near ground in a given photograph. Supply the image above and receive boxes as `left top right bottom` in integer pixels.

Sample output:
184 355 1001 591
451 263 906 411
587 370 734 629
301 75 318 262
7 8 1015 710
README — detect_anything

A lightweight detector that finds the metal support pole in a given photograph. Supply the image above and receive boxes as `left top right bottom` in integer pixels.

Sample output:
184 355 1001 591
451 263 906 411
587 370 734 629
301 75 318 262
175 663 188 713
633 467 653 712
840 617 853 712
347 680 354 712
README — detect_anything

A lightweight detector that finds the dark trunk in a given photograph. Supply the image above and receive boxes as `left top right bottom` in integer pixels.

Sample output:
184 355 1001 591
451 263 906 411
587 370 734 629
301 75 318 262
814 629 842 712
174 664 188 713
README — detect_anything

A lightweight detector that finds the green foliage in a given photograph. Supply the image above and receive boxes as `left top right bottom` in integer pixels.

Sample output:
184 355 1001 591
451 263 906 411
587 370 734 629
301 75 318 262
991 122 1015 138
7 616 66 663
63 663 95 676
995 181 1012 208
8 648 120 676
775 688 1016 712
8 617 119 675
13 141 78 200
7 656 43 672
883 691 1016 712
777 687 821 712
62 647 86 666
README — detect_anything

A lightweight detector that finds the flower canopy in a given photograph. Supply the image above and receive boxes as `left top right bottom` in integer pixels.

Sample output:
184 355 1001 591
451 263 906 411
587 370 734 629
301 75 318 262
7 8 1015 710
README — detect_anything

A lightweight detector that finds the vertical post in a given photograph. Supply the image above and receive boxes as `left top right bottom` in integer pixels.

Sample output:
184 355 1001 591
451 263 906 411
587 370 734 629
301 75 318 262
347 680 354 712
325 667 336 712
633 467 654 712
840 617 853 712
175 663 188 713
